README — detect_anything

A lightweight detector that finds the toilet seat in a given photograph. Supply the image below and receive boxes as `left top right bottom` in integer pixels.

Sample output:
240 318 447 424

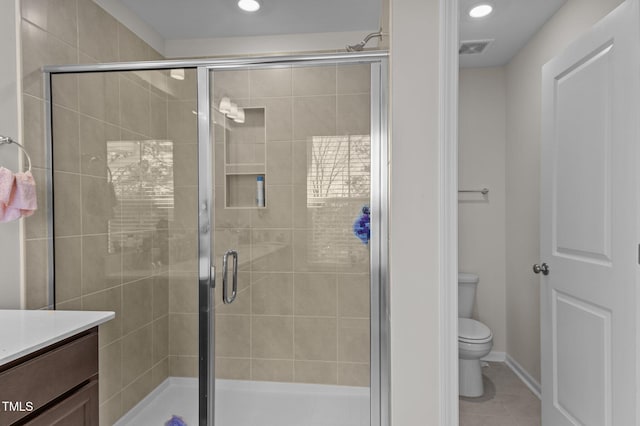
458 318 492 344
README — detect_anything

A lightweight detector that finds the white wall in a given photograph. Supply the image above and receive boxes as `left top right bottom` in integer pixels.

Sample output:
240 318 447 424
0 0 23 309
505 0 624 382
389 0 442 423
459 67 507 354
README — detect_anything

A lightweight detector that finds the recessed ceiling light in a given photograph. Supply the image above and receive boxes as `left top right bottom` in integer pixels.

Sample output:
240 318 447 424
238 0 261 12
469 4 493 18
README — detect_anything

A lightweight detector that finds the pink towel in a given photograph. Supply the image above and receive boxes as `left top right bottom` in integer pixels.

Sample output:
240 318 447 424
0 167 16 223
5 171 37 221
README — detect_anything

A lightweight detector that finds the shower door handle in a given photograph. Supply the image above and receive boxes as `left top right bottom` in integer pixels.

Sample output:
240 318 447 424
222 249 238 304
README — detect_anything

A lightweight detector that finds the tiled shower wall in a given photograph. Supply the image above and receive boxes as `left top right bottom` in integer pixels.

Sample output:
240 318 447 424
157 66 374 387
18 1 193 424
21 0 164 309
209 65 372 386
52 69 174 424
21 0 373 422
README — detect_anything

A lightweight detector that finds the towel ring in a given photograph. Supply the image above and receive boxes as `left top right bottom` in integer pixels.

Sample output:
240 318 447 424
0 136 32 172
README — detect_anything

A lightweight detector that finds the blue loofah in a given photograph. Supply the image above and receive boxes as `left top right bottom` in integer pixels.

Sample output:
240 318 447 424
353 205 370 245
165 415 187 426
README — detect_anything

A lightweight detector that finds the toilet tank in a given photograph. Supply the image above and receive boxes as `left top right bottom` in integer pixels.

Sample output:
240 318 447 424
458 273 479 318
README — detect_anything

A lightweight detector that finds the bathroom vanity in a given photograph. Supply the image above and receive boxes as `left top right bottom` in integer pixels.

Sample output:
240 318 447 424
0 310 114 425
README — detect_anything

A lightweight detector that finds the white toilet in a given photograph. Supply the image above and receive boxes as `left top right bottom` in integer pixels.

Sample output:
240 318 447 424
458 272 493 397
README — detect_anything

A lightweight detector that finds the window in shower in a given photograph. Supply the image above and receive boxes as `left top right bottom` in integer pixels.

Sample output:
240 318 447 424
106 140 174 259
307 135 371 202
307 135 371 266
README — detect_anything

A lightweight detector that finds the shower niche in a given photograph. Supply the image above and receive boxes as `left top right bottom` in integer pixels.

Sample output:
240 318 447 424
222 107 266 208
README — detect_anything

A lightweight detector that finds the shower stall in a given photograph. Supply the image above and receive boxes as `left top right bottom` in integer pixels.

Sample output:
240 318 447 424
44 52 388 426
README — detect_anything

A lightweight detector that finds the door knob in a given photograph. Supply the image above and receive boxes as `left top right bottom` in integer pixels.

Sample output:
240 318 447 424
533 263 550 276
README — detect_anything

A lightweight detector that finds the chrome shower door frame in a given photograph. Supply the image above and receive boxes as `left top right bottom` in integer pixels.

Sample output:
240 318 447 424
43 51 389 426
199 55 388 426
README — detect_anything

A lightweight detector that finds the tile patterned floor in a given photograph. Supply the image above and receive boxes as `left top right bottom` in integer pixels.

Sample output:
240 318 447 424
459 362 541 426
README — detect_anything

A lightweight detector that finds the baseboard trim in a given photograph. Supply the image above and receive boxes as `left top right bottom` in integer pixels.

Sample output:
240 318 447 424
505 354 541 399
481 351 506 362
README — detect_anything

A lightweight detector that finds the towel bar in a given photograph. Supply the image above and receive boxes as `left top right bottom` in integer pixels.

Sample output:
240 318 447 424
0 136 32 172
458 188 489 195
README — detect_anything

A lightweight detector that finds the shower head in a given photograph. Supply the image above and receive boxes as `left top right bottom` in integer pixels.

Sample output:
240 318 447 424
346 30 384 52
346 42 366 52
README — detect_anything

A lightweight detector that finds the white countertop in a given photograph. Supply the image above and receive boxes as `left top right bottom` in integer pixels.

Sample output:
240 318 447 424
0 310 115 367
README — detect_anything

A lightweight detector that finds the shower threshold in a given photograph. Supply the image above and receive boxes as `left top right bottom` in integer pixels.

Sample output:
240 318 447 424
114 377 370 426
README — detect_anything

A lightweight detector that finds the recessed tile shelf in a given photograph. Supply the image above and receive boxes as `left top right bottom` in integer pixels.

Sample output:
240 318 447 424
226 163 266 175
223 107 267 208
225 173 266 208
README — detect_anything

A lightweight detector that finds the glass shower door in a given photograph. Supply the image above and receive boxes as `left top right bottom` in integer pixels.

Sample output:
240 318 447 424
46 53 387 426
50 68 200 425
206 62 376 426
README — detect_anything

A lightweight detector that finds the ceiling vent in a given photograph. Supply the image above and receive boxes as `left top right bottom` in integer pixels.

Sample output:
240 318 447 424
459 40 493 55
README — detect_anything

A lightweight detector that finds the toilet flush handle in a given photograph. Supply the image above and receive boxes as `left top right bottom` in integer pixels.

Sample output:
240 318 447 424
533 263 550 276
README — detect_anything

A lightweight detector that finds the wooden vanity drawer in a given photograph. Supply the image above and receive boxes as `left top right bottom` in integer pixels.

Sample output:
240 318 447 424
23 379 98 426
0 329 98 425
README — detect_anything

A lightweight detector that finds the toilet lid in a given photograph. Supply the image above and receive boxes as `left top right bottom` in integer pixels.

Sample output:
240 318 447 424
458 318 492 343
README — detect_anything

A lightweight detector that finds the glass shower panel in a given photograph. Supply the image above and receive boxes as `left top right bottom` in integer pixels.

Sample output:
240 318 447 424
210 63 372 426
51 68 199 425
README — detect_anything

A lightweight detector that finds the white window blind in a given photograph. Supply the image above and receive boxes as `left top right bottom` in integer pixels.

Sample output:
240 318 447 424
107 140 174 253
306 135 371 266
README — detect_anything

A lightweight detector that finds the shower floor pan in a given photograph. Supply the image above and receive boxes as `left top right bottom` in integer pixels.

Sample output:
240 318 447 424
114 377 370 426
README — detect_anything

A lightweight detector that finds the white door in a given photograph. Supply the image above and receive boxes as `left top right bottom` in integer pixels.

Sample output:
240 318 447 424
540 1 640 425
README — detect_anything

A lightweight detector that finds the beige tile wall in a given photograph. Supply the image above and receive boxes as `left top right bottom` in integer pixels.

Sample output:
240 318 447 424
19 1 198 424
49 65 183 424
21 2 373 423
208 64 372 386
